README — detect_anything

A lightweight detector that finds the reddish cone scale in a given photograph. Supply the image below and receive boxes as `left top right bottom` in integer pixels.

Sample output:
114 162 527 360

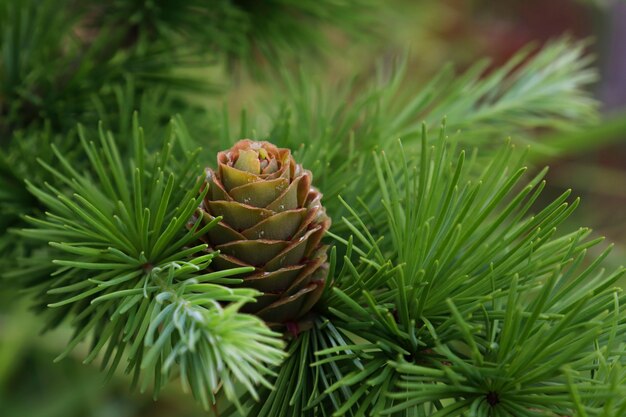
196 140 331 325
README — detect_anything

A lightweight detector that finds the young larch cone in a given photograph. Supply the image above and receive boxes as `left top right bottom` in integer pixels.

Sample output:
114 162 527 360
197 139 331 326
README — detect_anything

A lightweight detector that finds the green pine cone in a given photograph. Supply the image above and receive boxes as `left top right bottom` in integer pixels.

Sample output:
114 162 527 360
196 140 331 325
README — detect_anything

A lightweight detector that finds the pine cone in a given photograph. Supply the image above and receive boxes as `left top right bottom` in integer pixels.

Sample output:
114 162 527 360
196 140 331 325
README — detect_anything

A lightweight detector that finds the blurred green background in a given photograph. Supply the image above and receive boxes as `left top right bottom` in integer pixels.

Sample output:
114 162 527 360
1 1 624 416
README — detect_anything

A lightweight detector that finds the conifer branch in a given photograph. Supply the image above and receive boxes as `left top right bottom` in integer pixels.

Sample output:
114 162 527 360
313 128 625 416
10 114 286 410
250 38 599 224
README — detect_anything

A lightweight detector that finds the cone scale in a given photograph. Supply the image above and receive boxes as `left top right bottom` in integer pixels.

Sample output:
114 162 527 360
195 140 331 326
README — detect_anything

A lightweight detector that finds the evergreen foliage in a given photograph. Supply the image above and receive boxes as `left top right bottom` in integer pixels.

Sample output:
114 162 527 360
0 0 373 277
1 2 624 416
258 38 598 222
218 130 625 416
0 0 371 134
11 116 285 411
